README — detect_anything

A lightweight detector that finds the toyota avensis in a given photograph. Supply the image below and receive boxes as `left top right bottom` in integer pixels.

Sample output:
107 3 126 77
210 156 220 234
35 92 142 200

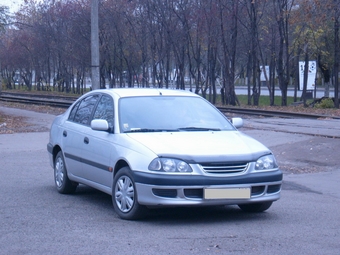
47 88 282 220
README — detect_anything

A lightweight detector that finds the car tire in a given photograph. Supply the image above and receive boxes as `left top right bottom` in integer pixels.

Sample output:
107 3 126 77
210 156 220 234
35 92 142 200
112 167 148 220
238 201 273 213
54 151 77 194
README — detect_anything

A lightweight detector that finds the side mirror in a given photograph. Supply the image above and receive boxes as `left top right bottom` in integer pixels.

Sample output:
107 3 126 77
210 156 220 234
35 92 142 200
91 119 110 131
231 117 243 128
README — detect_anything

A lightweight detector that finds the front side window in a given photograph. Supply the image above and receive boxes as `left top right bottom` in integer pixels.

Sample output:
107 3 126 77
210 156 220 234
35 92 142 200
93 95 114 129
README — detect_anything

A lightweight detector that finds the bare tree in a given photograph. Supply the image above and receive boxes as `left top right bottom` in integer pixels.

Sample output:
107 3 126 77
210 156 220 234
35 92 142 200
1 0 339 110
274 0 292 106
218 0 239 106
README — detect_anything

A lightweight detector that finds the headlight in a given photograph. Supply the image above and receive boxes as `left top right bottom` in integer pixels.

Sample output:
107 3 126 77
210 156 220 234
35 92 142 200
255 155 278 171
148 158 192 173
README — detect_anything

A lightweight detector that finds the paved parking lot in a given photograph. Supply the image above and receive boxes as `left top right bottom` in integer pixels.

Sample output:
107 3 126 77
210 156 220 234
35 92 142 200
1 106 340 254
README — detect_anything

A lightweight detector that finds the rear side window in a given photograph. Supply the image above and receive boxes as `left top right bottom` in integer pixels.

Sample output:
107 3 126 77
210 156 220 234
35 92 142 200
68 101 80 121
68 94 100 125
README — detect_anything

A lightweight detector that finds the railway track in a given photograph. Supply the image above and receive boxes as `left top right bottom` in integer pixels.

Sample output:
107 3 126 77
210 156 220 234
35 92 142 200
0 92 75 108
1 91 339 119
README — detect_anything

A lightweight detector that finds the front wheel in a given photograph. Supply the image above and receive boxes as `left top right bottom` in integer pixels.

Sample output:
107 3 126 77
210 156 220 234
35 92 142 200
112 167 148 220
238 201 273 213
54 151 77 194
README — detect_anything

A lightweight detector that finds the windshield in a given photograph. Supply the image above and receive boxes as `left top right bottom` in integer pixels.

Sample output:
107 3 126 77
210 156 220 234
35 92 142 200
118 96 235 133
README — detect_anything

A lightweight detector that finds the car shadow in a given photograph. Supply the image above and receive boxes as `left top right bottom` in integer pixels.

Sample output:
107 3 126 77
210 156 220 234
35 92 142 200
143 206 277 225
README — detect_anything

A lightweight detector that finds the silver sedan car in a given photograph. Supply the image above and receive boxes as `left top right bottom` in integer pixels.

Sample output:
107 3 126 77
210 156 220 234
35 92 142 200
47 88 282 220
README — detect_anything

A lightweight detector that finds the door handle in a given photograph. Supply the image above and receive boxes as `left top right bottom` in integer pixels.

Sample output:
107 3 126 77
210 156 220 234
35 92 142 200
84 137 89 144
63 130 67 137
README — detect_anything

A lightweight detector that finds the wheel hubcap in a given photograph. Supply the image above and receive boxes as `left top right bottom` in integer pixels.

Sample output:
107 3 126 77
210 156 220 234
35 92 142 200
55 157 64 188
115 176 135 212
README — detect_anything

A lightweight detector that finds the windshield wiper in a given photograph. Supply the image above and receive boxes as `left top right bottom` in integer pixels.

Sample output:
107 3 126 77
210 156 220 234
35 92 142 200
125 128 179 133
178 127 221 131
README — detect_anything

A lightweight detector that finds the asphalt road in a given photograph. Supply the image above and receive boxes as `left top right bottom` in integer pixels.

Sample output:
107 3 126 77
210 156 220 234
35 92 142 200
0 107 339 255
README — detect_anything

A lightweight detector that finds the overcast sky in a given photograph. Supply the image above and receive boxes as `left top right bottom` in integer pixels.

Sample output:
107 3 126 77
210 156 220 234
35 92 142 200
1 0 23 13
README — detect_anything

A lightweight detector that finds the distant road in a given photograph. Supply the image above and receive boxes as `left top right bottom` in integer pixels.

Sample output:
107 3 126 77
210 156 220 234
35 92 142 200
163 85 333 98
234 86 333 98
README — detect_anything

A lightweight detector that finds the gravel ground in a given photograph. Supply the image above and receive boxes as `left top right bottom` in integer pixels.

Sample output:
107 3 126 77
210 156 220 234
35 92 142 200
270 136 339 174
0 102 65 134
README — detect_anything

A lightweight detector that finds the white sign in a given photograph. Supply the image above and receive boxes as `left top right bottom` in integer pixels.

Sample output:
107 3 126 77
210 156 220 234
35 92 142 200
299 61 317 90
260 66 270 81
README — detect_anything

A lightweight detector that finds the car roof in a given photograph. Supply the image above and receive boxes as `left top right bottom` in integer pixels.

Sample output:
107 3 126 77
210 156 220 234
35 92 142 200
98 88 199 98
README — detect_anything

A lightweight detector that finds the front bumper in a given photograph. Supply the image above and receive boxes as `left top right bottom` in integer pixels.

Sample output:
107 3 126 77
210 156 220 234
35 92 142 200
132 170 282 206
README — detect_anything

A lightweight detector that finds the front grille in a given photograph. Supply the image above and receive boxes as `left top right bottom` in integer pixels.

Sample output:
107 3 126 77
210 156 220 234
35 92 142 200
200 162 248 174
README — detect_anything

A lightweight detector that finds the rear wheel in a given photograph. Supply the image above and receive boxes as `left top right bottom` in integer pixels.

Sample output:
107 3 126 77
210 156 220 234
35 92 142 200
54 151 77 194
112 167 148 220
238 201 273 213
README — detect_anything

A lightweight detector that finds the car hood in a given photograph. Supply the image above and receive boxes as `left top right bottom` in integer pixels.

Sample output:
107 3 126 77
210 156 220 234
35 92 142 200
126 131 270 163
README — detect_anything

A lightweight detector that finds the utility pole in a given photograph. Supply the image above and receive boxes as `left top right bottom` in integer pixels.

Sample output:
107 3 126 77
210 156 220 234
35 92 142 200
334 0 339 108
91 0 100 90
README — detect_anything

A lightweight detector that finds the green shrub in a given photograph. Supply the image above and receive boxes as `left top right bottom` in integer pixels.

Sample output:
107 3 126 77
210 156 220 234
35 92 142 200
315 98 334 109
